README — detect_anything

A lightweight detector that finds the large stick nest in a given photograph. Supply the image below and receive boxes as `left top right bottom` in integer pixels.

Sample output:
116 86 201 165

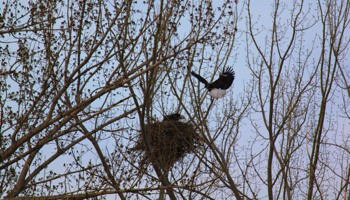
133 115 200 172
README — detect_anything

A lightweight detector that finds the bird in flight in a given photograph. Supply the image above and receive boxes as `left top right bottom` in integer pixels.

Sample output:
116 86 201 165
191 67 235 98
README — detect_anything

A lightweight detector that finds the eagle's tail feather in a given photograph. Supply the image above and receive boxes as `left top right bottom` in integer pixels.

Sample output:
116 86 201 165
191 71 209 87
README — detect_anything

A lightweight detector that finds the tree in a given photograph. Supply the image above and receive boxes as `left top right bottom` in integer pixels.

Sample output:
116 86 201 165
1 0 350 199
0 0 240 199
245 0 350 199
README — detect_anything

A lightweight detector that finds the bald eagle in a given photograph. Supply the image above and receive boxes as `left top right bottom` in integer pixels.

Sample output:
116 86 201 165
163 113 185 121
191 67 235 98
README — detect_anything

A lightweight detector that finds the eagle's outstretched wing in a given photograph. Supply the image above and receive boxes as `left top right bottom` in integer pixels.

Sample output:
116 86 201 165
210 67 235 90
